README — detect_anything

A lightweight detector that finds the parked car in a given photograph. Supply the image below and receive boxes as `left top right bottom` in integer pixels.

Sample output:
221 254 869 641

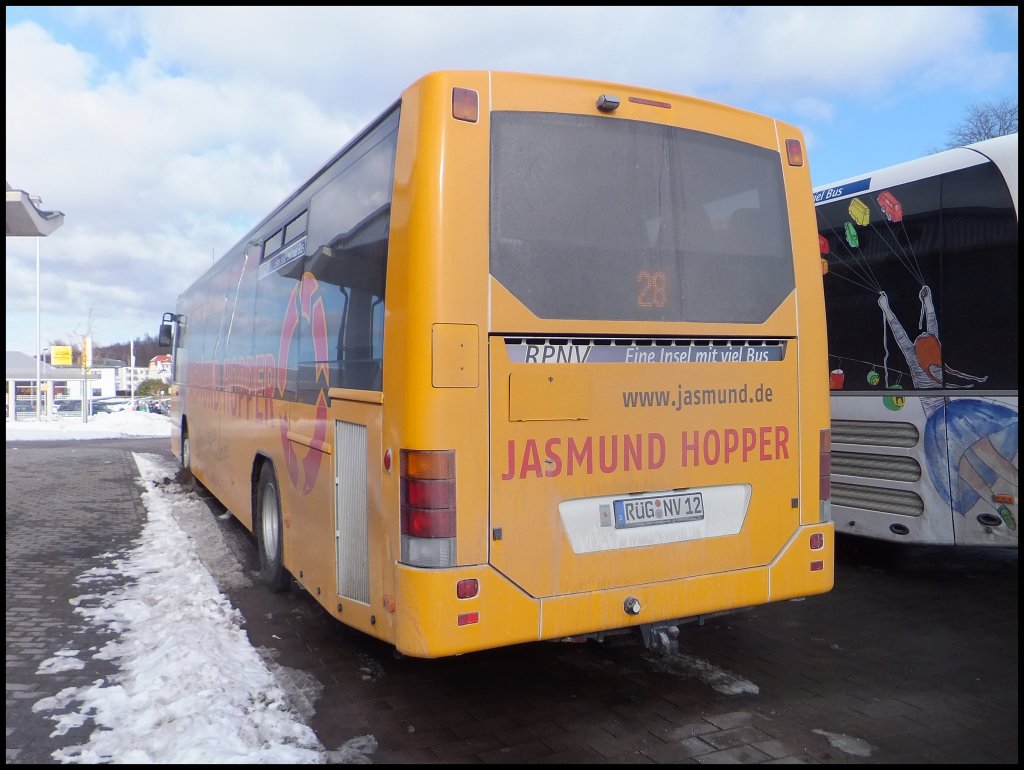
56 399 118 416
94 397 131 412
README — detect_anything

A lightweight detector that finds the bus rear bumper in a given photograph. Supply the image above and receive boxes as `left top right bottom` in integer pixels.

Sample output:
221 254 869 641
393 522 834 658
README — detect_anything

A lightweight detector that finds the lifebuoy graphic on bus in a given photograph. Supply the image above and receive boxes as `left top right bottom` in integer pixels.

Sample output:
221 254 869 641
278 272 330 495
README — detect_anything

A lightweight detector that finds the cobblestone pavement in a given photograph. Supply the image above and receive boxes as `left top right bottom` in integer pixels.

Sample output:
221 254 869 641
6 438 1019 764
6 439 157 764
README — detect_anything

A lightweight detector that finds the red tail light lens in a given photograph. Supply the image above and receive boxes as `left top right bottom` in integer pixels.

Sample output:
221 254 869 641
456 579 479 599
401 506 456 539
403 477 455 510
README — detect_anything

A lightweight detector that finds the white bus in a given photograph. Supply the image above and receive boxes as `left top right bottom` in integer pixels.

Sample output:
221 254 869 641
814 133 1018 547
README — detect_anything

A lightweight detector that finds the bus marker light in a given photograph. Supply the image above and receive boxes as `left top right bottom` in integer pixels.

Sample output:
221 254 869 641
786 139 804 166
456 579 479 599
810 533 824 550
810 560 824 571
452 87 478 123
993 494 1014 504
457 612 479 626
596 94 620 112
383 448 392 473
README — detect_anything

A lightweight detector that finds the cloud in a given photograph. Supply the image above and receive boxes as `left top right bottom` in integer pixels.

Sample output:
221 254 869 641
5 6 1016 352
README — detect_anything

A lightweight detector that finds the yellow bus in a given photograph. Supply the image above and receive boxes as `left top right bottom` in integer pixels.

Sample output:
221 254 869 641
159 70 833 659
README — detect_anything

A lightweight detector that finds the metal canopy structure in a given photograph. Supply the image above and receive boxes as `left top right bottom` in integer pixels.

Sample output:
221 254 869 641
6 182 65 236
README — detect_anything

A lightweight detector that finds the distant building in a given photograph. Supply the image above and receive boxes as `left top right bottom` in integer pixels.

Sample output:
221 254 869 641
5 350 117 420
148 354 173 383
118 366 150 394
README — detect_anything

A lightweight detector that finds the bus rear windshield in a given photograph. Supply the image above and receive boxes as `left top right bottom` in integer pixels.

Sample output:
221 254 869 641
490 112 795 323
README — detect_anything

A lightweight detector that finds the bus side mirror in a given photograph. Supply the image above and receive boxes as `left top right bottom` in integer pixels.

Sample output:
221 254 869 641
158 323 173 347
159 312 181 347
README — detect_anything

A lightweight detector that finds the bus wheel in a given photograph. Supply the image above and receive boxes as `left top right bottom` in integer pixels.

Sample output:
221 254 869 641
181 429 191 471
256 463 290 592
176 426 195 489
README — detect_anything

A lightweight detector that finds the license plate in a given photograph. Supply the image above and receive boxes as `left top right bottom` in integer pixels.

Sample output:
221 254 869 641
613 492 704 529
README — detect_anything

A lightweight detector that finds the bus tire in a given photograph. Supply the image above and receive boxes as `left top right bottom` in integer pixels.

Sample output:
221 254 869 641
256 463 290 592
181 428 191 472
176 424 196 489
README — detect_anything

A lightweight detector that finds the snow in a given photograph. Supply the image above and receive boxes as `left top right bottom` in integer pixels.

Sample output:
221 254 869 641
9 413 377 763
6 410 174 441
812 729 874 758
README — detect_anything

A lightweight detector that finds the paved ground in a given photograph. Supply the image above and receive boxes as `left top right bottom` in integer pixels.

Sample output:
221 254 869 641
6 437 1019 764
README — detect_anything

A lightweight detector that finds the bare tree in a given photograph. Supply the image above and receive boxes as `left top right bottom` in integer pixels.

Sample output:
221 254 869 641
943 98 1018 148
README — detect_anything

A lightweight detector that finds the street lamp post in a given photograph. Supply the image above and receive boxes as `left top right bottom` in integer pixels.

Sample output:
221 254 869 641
6 185 64 423
32 196 43 421
130 339 137 409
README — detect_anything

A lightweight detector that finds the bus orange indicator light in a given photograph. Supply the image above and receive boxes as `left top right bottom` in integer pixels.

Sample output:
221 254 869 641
456 579 479 599
993 494 1014 504
628 96 671 109
457 611 479 626
452 87 479 123
403 450 455 480
786 139 803 167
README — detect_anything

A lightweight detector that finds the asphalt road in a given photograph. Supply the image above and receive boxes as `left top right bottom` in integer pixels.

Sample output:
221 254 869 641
6 436 1018 764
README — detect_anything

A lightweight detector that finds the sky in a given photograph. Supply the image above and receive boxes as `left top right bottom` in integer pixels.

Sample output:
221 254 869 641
5 6 1019 358
7 410 776 763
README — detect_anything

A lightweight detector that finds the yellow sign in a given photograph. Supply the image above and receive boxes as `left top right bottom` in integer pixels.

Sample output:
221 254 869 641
51 345 73 366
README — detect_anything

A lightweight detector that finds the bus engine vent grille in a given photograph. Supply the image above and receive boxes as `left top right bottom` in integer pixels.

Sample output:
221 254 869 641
831 419 919 448
832 481 924 517
831 451 921 482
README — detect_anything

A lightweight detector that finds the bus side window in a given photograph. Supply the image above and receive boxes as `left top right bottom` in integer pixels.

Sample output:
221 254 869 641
300 113 398 398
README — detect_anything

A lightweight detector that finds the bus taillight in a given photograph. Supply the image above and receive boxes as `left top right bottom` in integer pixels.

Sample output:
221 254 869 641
819 428 832 522
401 450 456 567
